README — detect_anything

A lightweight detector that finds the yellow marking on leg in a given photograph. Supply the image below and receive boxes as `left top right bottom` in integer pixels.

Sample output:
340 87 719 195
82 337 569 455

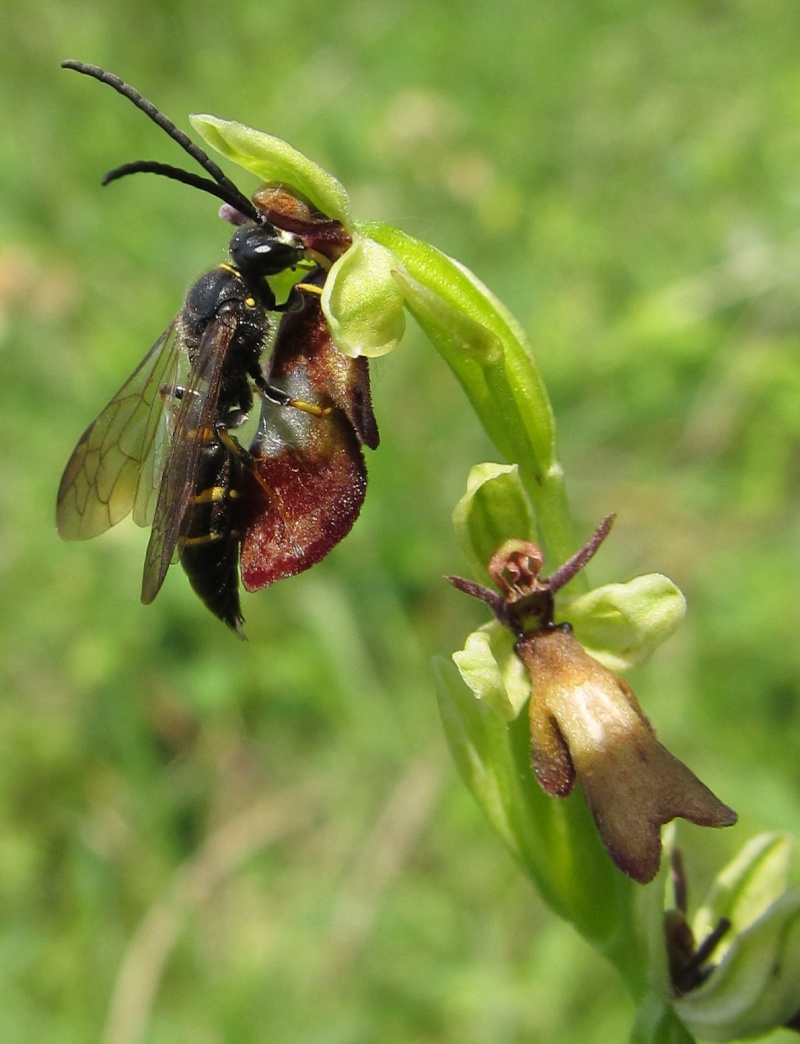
288 398 332 418
294 281 323 297
189 485 240 506
181 530 224 546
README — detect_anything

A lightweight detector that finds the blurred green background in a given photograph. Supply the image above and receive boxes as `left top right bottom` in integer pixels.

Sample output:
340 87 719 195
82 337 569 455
2 1 800 1041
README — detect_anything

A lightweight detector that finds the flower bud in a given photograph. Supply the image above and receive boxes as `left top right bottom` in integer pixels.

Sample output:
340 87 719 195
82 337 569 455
671 833 800 1040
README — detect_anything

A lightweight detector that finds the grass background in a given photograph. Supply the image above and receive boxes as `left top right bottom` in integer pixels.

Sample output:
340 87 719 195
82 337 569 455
2 1 800 1041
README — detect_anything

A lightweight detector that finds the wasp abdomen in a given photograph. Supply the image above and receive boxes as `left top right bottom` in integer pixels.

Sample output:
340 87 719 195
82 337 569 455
178 434 246 636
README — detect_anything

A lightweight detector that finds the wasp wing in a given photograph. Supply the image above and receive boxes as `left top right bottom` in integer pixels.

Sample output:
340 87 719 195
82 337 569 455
56 320 185 540
140 310 239 604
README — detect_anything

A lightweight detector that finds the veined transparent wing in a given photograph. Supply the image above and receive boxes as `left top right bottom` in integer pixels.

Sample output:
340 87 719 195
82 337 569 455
141 310 239 604
56 320 184 540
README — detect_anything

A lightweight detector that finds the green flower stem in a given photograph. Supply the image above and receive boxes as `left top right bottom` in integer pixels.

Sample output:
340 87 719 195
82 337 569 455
505 704 651 998
357 221 666 999
363 216 666 996
630 995 696 1044
357 220 577 572
436 653 653 1002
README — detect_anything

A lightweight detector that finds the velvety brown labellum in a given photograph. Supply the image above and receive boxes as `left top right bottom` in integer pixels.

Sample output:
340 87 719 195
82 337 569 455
518 626 737 884
240 273 379 590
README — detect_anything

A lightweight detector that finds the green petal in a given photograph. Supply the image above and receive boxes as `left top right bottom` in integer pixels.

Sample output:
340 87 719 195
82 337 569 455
559 574 686 671
189 115 351 224
451 462 536 582
321 236 406 357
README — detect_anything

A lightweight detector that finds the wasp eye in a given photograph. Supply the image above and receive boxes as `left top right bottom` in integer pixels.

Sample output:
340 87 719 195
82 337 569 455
229 225 306 276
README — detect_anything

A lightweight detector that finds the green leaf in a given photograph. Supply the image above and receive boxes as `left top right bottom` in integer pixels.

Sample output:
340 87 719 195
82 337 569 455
451 462 536 581
559 574 686 671
189 115 351 224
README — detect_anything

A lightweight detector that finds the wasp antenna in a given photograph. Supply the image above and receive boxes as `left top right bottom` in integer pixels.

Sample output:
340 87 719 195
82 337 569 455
101 159 255 212
61 60 258 221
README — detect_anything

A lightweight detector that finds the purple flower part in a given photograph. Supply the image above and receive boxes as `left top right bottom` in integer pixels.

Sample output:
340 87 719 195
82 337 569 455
219 203 250 226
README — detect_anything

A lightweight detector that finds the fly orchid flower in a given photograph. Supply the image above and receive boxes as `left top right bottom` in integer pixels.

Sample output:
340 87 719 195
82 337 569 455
448 518 737 884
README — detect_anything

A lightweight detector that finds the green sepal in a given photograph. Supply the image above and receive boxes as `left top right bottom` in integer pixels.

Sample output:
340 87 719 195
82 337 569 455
558 574 687 671
694 832 792 948
451 462 536 582
451 623 528 722
361 223 557 474
357 219 574 565
390 264 504 362
189 115 351 225
321 235 407 357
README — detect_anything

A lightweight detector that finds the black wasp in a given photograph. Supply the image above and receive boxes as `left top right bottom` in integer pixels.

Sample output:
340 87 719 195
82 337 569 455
56 61 330 636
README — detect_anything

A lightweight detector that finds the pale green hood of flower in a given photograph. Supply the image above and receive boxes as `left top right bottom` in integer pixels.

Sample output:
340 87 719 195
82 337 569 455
190 114 352 224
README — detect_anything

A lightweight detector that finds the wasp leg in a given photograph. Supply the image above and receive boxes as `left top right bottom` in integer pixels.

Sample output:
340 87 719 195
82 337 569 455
161 384 206 407
273 277 322 314
256 281 331 415
253 374 332 418
216 427 271 496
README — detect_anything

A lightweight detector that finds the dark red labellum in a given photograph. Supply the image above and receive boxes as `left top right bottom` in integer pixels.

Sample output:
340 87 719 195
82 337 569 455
240 271 379 590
